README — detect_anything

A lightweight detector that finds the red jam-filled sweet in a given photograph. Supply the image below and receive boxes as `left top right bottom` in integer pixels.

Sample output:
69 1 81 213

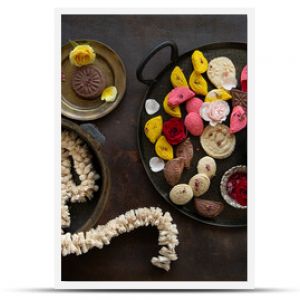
226 172 247 206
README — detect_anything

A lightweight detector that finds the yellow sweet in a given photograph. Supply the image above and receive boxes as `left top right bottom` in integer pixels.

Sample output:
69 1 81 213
144 115 163 144
204 89 232 102
163 93 182 118
69 44 96 67
189 71 208 96
155 136 174 160
101 86 118 102
191 50 208 73
170 66 188 88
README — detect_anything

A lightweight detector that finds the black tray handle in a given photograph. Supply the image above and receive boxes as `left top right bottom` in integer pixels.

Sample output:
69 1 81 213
80 123 106 146
136 40 179 85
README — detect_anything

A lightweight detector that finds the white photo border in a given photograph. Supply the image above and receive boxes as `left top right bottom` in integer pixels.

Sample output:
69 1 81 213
55 7 254 289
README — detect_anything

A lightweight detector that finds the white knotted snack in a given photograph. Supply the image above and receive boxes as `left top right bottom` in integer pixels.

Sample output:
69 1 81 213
61 130 100 228
61 207 179 271
61 130 179 271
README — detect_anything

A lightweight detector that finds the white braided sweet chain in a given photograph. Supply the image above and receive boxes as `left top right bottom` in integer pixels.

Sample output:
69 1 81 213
61 130 179 271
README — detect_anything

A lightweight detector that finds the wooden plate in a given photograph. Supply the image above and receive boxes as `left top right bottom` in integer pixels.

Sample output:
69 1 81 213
61 40 126 121
62 118 111 233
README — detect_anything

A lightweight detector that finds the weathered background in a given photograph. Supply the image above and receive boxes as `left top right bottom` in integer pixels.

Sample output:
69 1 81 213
61 14 247 281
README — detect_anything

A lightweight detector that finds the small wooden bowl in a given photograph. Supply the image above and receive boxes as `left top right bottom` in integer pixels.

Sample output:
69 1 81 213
62 118 110 233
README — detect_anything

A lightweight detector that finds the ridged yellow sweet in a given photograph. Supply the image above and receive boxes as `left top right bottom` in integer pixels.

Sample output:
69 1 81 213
170 66 188 88
204 89 232 102
191 50 208 73
155 136 174 160
189 71 208 96
163 93 182 118
144 115 163 144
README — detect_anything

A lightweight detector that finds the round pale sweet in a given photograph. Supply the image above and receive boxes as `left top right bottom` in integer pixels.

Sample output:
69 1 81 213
197 156 217 178
188 173 210 197
185 97 203 114
207 57 236 89
184 112 204 136
200 124 236 159
169 184 193 205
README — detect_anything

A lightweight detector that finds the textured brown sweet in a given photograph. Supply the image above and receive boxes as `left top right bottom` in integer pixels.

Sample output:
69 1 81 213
71 65 106 99
175 138 193 168
194 199 224 218
231 89 247 112
163 157 185 186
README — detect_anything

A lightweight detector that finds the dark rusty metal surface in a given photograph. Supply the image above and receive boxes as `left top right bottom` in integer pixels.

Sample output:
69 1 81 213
61 14 247 281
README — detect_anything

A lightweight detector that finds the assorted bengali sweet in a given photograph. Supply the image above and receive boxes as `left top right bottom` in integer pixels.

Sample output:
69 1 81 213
143 50 248 215
66 42 118 102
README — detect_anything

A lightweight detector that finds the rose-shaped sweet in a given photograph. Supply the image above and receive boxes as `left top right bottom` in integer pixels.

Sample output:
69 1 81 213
69 44 96 67
200 100 230 126
163 118 187 145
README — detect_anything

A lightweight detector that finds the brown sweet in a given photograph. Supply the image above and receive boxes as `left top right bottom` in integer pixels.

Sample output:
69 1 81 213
175 138 193 169
194 199 224 218
163 157 185 186
71 65 106 99
231 89 247 112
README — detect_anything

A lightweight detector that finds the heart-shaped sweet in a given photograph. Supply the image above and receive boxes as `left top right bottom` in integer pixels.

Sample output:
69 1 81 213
230 105 247 133
241 65 247 92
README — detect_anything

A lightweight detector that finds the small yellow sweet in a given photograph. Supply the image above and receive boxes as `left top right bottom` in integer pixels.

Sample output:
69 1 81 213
170 66 188 88
163 93 182 118
144 115 163 144
191 50 208 73
189 71 208 96
69 44 96 67
101 86 118 102
155 136 174 160
204 89 232 102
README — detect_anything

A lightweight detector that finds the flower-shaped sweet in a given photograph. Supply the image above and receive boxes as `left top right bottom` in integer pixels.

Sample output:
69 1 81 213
200 100 230 126
163 118 187 145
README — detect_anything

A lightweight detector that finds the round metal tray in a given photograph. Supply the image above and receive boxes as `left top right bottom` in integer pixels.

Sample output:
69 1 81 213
61 40 126 121
136 41 247 227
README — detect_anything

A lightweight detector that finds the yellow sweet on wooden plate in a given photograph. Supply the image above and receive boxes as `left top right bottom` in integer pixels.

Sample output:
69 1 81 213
155 136 174 160
144 115 163 144
163 93 182 118
101 86 118 102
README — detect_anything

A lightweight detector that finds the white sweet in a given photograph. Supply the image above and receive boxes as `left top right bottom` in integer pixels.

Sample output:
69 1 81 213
61 207 179 271
61 131 179 271
169 184 193 205
145 99 160 115
61 130 100 227
149 156 165 172
197 156 217 178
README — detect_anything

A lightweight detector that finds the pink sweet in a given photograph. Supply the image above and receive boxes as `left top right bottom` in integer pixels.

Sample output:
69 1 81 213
167 87 195 107
241 65 247 92
230 105 247 133
184 112 204 136
185 97 204 114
